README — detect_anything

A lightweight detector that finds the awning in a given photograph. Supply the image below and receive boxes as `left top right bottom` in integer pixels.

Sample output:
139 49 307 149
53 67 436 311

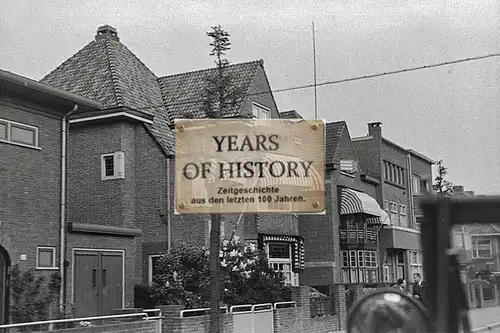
254 153 323 190
340 188 390 225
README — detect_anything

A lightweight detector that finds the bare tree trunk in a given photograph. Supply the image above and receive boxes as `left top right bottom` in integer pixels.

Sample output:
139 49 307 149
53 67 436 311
209 213 221 333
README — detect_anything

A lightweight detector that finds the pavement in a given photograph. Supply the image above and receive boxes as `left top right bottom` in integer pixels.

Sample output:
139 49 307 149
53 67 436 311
469 306 500 332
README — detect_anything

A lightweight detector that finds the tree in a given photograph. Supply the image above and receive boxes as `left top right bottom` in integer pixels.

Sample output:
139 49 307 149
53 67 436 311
433 159 454 196
200 25 245 333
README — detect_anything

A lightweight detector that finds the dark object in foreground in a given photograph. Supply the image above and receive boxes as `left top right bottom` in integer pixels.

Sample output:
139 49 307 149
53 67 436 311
347 289 433 333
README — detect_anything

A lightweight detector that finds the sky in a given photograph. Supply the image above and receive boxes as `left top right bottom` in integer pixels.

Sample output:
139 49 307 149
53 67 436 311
1 0 499 194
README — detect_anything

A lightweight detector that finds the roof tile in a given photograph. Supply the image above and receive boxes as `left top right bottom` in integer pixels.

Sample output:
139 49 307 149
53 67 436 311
157 60 261 122
325 121 346 163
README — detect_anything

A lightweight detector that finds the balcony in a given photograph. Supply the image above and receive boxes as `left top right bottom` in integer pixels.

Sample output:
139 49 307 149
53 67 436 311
340 227 378 244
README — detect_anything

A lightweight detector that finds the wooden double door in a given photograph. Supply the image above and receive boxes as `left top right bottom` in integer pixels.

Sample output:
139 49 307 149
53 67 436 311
73 250 123 318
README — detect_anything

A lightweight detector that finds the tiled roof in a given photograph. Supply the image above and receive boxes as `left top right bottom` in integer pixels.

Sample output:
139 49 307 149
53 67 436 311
325 121 346 163
157 60 261 122
466 224 500 234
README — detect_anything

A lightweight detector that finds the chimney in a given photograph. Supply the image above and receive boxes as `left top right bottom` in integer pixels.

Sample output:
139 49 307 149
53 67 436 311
368 122 382 137
95 25 119 42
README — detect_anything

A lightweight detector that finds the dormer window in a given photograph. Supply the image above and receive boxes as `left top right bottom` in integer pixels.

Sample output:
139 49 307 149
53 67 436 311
252 102 270 119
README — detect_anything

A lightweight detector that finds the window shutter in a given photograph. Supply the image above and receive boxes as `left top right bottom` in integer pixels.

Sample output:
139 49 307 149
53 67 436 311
114 151 125 179
101 156 107 180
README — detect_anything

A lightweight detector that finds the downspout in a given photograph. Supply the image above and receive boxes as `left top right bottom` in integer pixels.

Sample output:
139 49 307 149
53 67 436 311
60 104 77 309
166 158 171 252
406 152 414 229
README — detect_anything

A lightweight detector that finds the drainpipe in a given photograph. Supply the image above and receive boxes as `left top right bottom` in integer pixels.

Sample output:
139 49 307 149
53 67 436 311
166 158 171 252
60 104 77 309
406 152 414 229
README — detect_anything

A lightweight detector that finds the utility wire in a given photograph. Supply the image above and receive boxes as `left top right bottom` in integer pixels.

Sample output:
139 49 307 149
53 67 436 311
135 52 500 112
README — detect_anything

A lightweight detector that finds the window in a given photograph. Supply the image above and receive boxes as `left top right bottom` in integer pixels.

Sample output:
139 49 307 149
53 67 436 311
267 242 298 286
349 250 357 267
342 250 378 283
101 151 125 180
364 251 377 267
409 251 423 278
390 201 398 224
340 160 358 174
357 251 364 267
472 237 492 258
399 204 408 228
412 175 421 194
0 122 6 139
252 103 270 119
383 161 406 186
341 251 349 267
148 254 163 285
36 247 56 269
0 118 39 148
384 200 389 213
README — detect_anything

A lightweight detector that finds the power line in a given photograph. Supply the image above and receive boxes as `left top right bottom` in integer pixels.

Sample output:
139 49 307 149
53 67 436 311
135 52 500 112
271 52 500 93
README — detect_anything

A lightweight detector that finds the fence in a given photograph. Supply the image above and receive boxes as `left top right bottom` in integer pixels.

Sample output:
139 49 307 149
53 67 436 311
159 285 348 333
0 309 163 333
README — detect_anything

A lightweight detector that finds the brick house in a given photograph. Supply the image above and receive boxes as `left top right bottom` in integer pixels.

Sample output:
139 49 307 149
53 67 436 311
0 69 102 323
39 25 309 316
352 122 435 283
299 120 389 286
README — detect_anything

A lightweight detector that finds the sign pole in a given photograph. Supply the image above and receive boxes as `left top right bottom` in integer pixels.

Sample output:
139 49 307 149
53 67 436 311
209 212 221 333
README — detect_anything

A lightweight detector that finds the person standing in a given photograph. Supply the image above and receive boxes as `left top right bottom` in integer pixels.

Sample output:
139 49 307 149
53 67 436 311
412 273 427 307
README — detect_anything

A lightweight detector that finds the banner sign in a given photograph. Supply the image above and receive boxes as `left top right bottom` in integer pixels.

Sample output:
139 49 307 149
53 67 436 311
175 119 325 214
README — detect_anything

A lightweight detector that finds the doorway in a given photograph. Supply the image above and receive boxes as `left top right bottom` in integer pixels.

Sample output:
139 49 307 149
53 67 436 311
73 250 124 318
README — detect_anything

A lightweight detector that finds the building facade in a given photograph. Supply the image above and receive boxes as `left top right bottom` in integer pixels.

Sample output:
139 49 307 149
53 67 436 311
300 121 388 286
352 122 435 283
0 69 102 323
37 25 308 316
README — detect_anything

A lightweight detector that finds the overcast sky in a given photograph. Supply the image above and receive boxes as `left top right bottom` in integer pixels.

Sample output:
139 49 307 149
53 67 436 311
1 0 499 194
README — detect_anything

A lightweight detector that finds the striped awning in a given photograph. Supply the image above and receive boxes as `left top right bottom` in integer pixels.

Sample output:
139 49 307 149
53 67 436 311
340 188 389 225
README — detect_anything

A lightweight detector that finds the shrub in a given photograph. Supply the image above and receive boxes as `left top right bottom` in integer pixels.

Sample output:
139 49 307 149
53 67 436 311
9 265 75 332
151 237 292 308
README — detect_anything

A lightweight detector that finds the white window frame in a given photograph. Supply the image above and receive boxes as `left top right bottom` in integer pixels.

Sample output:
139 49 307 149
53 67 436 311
390 202 397 213
384 200 389 213
252 102 270 119
472 237 492 259
266 242 298 286
148 254 163 285
0 118 40 149
399 204 406 216
412 175 421 194
357 250 364 267
349 250 357 267
101 151 125 180
36 246 57 270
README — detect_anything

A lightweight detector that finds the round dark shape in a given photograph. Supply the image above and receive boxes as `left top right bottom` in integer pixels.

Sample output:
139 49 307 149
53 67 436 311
347 288 433 333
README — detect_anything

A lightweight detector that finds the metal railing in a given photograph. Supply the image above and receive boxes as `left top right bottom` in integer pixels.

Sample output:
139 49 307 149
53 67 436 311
0 309 163 332
179 306 228 318
273 301 296 309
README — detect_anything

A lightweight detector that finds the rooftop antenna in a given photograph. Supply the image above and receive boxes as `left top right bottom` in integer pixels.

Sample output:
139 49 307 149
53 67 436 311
312 21 318 120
